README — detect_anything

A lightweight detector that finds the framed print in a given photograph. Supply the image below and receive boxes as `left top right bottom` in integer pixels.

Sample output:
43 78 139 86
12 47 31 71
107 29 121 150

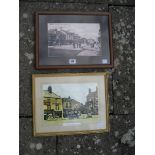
35 12 113 69
32 72 110 136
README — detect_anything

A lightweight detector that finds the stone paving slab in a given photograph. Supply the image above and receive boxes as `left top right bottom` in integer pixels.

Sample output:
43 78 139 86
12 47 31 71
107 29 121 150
56 115 135 155
19 118 56 155
19 2 50 116
19 0 135 6
19 2 111 116
109 6 135 114
48 3 108 12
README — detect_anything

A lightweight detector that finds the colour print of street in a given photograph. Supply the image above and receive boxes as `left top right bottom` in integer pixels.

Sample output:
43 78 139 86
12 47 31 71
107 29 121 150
48 23 101 57
43 83 99 121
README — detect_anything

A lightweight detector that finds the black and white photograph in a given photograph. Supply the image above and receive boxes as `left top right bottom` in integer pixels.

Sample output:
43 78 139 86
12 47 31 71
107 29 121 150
36 12 113 69
48 23 101 57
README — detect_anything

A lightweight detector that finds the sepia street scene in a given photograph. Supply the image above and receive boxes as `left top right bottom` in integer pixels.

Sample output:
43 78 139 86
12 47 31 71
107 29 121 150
48 23 101 57
43 84 99 122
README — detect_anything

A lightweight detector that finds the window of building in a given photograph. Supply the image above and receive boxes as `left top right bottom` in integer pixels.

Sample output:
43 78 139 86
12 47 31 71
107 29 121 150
55 102 59 110
47 105 51 110
66 102 68 108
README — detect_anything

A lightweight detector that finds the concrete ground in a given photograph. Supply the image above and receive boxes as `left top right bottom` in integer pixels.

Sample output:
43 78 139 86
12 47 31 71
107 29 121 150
19 0 135 155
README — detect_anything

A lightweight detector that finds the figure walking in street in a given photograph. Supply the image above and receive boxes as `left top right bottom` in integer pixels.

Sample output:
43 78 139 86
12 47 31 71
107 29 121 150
73 42 76 48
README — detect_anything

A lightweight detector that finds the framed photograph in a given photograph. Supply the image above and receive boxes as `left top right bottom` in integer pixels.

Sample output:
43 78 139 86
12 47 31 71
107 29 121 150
32 72 110 136
35 12 113 69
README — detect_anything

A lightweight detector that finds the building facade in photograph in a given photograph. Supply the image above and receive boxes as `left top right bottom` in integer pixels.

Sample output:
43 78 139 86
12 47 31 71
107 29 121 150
43 86 63 120
48 28 80 46
85 87 98 115
62 97 82 118
48 28 97 48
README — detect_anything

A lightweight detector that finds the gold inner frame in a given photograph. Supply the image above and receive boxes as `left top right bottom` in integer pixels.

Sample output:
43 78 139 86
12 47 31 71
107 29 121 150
32 72 110 136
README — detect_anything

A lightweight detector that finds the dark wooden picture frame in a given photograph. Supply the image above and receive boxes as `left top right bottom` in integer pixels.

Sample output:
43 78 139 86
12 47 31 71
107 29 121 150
35 12 113 69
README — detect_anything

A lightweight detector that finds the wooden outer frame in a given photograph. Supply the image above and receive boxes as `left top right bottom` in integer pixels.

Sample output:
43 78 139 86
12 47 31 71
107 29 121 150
32 72 110 136
35 12 113 69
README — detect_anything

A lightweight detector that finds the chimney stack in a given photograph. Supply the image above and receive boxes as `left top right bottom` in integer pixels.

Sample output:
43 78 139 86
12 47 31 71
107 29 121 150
96 86 98 92
48 86 52 93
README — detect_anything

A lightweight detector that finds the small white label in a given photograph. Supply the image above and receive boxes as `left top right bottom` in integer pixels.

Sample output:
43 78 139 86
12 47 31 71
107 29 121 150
69 59 76 64
63 122 81 126
102 59 108 64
